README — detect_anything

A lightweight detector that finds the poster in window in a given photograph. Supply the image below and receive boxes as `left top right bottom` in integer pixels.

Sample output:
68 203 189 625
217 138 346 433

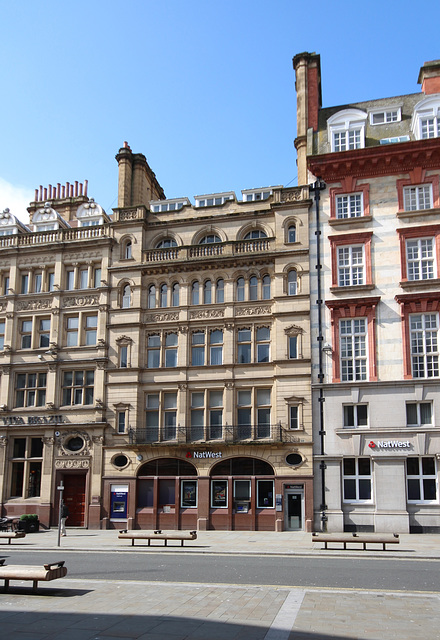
212 480 227 507
181 481 197 508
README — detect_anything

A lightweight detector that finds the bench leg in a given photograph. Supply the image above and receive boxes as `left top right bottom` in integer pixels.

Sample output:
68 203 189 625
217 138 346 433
33 580 38 593
324 541 328 550
164 539 167 546
181 540 184 547
363 543 367 550
148 539 150 546
8 538 11 545
132 539 134 546
383 543 386 551
343 542 347 550
4 579 9 591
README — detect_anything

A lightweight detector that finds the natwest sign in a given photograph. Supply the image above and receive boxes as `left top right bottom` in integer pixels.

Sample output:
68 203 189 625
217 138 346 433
368 440 411 450
186 451 222 459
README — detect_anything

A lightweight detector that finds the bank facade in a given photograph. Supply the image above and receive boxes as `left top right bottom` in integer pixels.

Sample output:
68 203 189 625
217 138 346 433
294 53 440 533
0 146 314 531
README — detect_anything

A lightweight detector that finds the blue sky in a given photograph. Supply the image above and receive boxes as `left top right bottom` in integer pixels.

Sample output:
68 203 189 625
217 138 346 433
0 0 439 221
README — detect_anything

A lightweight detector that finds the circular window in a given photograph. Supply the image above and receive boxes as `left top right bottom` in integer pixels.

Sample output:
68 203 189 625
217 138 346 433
66 436 84 452
113 454 129 468
286 453 303 466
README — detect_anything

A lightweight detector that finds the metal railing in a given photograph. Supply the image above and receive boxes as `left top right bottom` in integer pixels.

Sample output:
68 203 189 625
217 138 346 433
129 423 301 445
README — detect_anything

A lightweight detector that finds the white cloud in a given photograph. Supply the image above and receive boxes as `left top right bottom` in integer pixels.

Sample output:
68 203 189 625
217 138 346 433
0 178 34 224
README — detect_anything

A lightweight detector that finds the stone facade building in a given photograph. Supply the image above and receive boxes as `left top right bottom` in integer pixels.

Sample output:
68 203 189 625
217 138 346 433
294 53 440 533
0 144 314 531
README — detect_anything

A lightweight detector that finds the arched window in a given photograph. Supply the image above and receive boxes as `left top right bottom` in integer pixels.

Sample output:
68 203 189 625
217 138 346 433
122 284 131 308
287 225 296 243
148 285 156 309
216 279 224 303
124 240 132 259
249 276 258 301
192 281 200 305
156 237 177 248
262 275 271 300
288 270 297 296
199 234 221 244
236 277 245 302
171 283 179 306
244 229 267 240
204 280 212 304
160 284 168 308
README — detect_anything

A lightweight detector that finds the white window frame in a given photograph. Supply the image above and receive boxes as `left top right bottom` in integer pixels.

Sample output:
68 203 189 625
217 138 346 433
406 402 432 427
335 193 363 219
406 237 435 280
342 458 372 503
410 313 439 379
369 107 401 125
343 404 368 428
412 97 440 140
328 110 367 153
337 245 365 287
403 184 433 211
406 457 437 503
340 318 368 382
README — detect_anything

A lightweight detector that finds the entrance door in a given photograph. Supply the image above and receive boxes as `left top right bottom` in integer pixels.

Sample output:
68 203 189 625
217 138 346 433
285 490 303 531
63 474 86 526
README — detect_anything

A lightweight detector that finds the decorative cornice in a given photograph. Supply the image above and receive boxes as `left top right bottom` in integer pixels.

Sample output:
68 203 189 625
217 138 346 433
308 138 440 182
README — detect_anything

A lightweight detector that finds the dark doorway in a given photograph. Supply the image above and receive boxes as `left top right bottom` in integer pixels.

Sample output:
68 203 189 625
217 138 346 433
63 474 86 526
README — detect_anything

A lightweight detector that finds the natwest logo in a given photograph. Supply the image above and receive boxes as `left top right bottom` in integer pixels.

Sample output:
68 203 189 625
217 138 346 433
186 451 222 459
368 440 411 449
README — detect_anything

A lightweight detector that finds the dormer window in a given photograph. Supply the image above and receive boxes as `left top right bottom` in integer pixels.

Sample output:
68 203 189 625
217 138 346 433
0 208 22 236
32 203 66 232
412 96 440 140
76 199 107 227
369 108 401 125
241 188 273 202
195 193 234 207
150 198 189 213
327 109 367 153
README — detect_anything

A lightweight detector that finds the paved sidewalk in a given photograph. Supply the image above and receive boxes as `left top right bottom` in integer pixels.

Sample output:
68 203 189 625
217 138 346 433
4 527 440 559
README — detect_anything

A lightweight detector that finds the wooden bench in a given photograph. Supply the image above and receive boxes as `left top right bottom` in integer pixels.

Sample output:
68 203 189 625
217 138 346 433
0 559 67 592
0 531 26 544
312 532 400 551
118 529 197 547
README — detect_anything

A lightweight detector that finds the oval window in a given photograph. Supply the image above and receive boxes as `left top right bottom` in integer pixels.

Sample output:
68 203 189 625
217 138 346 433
286 453 303 466
114 454 128 468
66 436 84 452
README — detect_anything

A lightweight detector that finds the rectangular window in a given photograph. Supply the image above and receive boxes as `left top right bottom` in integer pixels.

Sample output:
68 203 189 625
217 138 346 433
21 320 32 349
333 128 361 152
190 392 205 441
21 273 29 294
288 336 298 359
145 394 159 442
237 329 251 364
256 388 271 438
48 272 55 292
336 193 363 219
403 185 432 211
117 411 126 434
34 272 42 293
406 238 435 280
343 458 372 502
163 392 177 441
343 404 368 428
66 316 79 346
340 318 367 382
93 267 101 289
191 332 205 366
15 373 47 407
165 333 178 367
209 390 223 440
421 117 440 139
181 480 197 508
209 330 223 365
234 479 251 501
211 479 227 508
0 320 5 350
407 457 437 502
62 370 94 405
85 315 97 345
410 313 439 378
370 109 400 124
147 334 161 368
79 268 89 289
338 245 364 286
256 327 270 363
66 270 75 290
38 318 50 348
289 406 299 429
406 402 432 427
119 345 128 368
257 480 274 508
237 390 252 439
10 437 43 498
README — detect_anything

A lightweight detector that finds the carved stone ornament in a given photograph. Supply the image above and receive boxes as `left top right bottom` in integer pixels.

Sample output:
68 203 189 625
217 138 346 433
42 436 55 446
92 435 104 444
280 187 305 203
58 430 91 457
189 309 224 320
62 295 99 308
224 381 235 389
116 335 133 345
285 324 304 336
17 299 52 311
235 305 271 316
0 436 7 447
0 302 6 313
144 312 180 323
55 459 90 469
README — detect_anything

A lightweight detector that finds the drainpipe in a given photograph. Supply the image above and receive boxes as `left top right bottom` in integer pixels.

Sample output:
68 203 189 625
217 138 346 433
309 179 327 531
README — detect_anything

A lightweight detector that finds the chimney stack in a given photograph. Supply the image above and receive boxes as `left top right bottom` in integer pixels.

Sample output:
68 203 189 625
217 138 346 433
418 60 440 95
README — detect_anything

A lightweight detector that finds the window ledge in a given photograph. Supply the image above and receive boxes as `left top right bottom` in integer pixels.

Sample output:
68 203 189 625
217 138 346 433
330 284 375 293
397 207 440 220
399 278 440 290
329 215 372 227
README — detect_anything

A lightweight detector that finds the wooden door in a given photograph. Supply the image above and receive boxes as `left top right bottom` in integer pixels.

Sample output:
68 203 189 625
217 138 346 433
63 474 86 526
